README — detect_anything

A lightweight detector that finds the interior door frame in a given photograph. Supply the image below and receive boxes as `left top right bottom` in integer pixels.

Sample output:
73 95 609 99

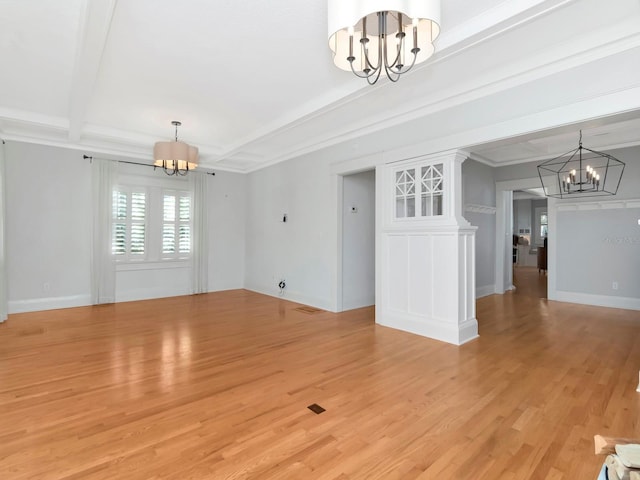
495 177 556 298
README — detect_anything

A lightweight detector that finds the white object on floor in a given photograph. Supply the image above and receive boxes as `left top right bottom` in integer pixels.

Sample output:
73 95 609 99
616 444 640 469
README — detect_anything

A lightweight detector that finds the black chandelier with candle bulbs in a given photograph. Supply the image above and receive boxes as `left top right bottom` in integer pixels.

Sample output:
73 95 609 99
537 131 625 199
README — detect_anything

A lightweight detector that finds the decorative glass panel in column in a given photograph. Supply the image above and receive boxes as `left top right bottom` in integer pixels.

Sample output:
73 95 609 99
420 163 443 216
395 168 416 218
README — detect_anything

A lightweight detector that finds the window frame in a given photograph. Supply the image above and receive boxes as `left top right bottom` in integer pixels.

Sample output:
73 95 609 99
161 189 192 261
112 186 149 263
111 180 193 266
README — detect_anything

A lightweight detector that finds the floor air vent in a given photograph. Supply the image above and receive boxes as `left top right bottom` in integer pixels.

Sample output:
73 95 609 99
307 404 326 414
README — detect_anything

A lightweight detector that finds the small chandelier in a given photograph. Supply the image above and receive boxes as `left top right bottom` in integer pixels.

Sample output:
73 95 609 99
153 121 198 176
328 0 441 85
537 131 625 199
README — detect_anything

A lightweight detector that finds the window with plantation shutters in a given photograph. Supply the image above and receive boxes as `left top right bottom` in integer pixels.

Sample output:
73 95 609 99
162 191 191 259
112 188 147 260
111 184 191 264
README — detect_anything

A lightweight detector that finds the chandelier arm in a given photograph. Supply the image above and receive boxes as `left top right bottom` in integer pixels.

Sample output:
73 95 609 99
383 53 402 82
357 16 378 74
349 60 380 78
382 29 399 72
396 48 419 75
384 26 407 72
366 67 383 85
384 66 402 82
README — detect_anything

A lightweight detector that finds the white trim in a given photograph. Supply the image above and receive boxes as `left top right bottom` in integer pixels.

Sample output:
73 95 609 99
556 198 640 211
554 291 640 312
476 284 496 299
377 310 479 346
9 295 92 314
495 177 553 297
465 204 497 215
244 285 334 313
115 286 190 303
116 260 190 272
67 0 117 141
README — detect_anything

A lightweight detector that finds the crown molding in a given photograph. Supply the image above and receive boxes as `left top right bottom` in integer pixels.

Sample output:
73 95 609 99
244 25 640 171
212 0 581 166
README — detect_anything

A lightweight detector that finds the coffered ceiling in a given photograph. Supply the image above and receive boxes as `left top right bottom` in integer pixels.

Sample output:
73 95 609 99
1 0 639 172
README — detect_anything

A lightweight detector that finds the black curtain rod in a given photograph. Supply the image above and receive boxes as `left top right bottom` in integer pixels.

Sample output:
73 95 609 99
83 155 215 176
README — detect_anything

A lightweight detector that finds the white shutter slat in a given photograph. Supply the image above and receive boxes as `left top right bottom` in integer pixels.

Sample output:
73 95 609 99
164 195 175 222
163 225 175 253
178 225 190 253
179 196 190 221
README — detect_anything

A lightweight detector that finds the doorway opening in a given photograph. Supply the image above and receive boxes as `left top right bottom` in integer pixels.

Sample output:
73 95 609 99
495 177 554 301
340 169 376 311
512 189 548 299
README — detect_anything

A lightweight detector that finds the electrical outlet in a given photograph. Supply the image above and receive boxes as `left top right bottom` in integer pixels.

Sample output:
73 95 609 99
612 281 619 290
278 280 286 289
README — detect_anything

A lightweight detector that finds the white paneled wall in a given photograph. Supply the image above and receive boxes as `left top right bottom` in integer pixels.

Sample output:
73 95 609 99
377 151 478 345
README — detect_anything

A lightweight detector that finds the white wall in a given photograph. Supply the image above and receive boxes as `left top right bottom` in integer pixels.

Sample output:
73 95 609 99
462 159 496 298
207 169 246 291
514 199 532 236
4 141 246 313
244 151 335 309
5 141 93 311
342 170 375 311
556 206 639 301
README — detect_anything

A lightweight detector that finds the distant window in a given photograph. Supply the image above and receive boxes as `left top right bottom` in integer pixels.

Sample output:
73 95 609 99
540 213 548 239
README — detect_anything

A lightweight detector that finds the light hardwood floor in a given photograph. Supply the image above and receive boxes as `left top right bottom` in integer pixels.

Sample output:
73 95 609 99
0 287 638 479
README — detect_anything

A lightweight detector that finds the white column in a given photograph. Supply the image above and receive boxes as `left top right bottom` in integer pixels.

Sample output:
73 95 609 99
376 149 478 345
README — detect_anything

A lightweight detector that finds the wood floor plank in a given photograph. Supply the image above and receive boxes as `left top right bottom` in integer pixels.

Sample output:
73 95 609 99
0 281 638 479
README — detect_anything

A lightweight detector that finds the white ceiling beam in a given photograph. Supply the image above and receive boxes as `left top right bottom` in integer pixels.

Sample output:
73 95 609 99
67 0 118 142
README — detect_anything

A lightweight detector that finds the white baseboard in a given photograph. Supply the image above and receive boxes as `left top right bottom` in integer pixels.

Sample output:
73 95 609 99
116 286 191 303
376 309 479 346
342 295 375 312
555 290 640 311
8 294 92 314
476 284 495 298
244 284 334 312
8 287 246 314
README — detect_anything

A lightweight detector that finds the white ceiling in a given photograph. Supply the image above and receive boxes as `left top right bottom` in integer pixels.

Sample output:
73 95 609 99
1 0 639 172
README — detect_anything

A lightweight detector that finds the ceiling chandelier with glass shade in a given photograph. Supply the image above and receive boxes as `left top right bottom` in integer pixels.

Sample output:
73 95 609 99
153 121 198 176
537 131 625 199
328 0 441 85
